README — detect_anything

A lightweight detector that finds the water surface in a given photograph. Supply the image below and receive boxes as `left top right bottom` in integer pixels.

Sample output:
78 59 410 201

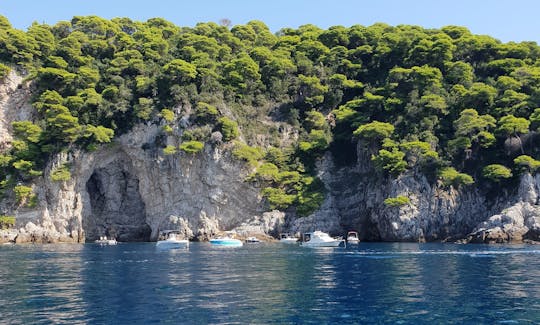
1 242 539 324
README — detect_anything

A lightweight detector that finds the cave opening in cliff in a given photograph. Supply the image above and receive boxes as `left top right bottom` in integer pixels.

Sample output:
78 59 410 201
84 161 151 242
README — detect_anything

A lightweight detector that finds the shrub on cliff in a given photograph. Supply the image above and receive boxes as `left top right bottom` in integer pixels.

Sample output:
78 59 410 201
262 187 295 210
0 215 15 229
218 117 239 142
179 141 204 154
13 185 36 207
438 167 474 187
384 196 411 207
232 142 263 166
163 145 177 155
0 63 9 79
482 164 513 182
50 164 71 182
514 155 540 173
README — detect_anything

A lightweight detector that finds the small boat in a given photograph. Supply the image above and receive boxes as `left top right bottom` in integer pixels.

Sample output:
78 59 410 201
95 236 117 245
279 233 298 243
300 231 345 248
245 236 261 243
346 231 360 244
209 236 243 247
156 230 189 249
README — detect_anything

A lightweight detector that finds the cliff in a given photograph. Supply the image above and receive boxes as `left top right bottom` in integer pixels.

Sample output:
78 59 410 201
292 142 540 243
1 72 539 244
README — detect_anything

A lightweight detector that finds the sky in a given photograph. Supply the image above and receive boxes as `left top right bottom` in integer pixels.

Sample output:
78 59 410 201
1 0 539 43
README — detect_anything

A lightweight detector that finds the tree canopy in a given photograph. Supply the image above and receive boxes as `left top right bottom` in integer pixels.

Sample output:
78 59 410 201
0 16 539 211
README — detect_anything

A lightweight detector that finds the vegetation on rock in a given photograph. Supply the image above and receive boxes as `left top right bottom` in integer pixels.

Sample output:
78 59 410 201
384 196 411 207
0 16 539 216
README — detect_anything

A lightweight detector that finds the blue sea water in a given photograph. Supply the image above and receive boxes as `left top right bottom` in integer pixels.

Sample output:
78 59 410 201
1 242 540 324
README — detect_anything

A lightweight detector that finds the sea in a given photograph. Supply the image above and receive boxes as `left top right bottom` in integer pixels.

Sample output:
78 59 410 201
0 242 539 324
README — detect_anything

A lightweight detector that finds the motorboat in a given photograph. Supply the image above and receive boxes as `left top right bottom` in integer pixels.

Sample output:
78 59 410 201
156 230 189 249
279 233 298 243
245 236 261 243
95 236 117 245
346 231 360 244
300 231 345 248
209 236 243 247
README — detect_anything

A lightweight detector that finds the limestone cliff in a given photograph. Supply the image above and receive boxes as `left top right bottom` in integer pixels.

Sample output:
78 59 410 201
12 123 272 243
293 140 540 243
1 72 540 244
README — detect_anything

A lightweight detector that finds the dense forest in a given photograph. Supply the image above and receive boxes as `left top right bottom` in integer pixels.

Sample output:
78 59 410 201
0 15 539 221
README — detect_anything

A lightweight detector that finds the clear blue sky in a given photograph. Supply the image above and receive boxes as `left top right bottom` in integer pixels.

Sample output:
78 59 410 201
1 0 539 43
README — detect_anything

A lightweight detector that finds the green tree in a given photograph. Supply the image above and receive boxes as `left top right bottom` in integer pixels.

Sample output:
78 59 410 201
218 117 239 141
179 141 204 154
482 164 512 182
438 167 474 187
497 115 530 154
513 155 540 173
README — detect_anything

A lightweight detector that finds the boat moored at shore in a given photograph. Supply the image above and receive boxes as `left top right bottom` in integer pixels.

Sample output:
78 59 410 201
209 236 243 247
95 236 117 245
156 230 189 249
300 231 345 248
279 233 298 243
346 231 360 244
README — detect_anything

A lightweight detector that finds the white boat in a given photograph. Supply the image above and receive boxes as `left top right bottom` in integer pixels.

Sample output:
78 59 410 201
279 233 298 243
209 236 243 247
156 230 189 249
245 236 261 243
346 231 360 244
95 236 117 245
300 231 345 248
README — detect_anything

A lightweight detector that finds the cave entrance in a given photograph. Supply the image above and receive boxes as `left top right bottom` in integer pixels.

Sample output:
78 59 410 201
84 160 151 242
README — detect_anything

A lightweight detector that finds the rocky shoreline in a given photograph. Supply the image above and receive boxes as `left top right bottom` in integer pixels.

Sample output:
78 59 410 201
1 72 540 245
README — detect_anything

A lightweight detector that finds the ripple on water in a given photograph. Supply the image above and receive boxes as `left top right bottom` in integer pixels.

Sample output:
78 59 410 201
1 242 540 323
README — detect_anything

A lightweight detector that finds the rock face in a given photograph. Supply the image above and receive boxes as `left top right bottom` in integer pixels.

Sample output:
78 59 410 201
46 123 266 243
293 140 540 243
0 70 34 147
467 173 540 243
1 72 540 244
1 123 268 243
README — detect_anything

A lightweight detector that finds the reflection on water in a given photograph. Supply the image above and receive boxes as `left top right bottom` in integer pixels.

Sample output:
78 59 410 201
1 242 540 323
0 244 86 323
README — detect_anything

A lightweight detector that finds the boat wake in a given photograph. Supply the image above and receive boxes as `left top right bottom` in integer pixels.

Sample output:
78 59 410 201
344 249 540 258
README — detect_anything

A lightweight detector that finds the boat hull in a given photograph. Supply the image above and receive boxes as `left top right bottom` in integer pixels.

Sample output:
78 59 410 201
95 239 117 245
209 238 243 247
156 240 189 249
279 238 298 244
300 240 344 247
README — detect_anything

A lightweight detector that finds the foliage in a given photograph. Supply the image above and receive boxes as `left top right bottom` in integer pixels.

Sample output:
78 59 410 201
384 196 411 207
513 155 540 173
163 145 177 155
195 102 219 124
253 162 279 181
13 185 36 207
353 121 394 141
295 177 325 217
0 215 15 229
261 187 295 210
50 164 71 181
160 109 175 122
0 16 539 216
482 164 513 182
0 63 9 78
232 142 263 166
218 117 239 142
438 167 474 187
372 148 407 176
179 140 204 154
